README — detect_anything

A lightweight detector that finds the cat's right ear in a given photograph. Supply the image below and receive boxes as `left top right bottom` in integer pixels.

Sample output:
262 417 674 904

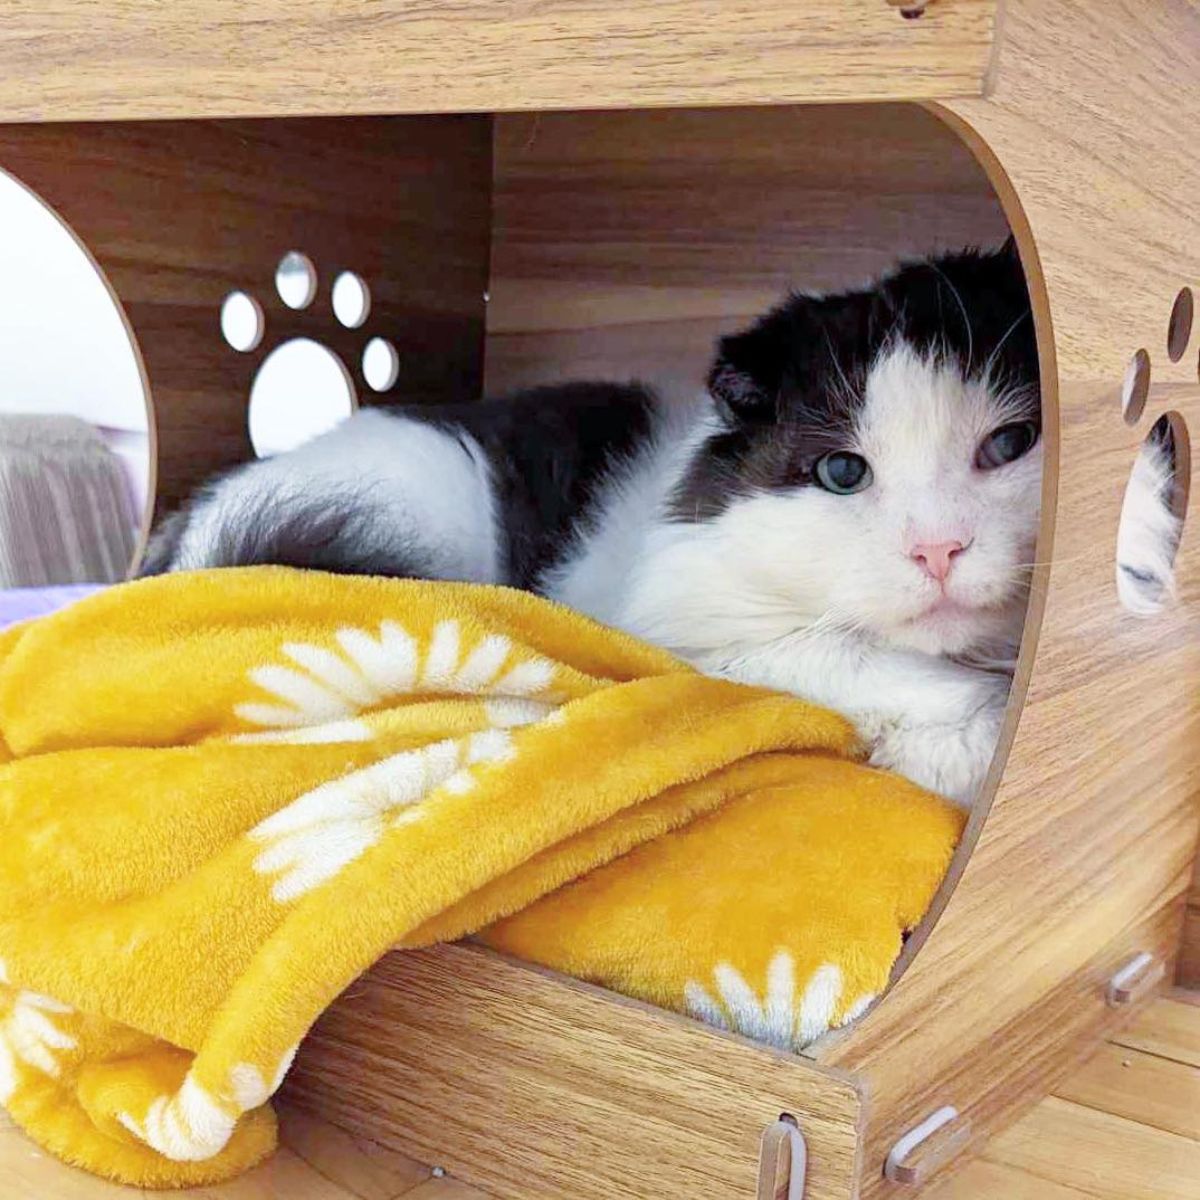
707 325 784 424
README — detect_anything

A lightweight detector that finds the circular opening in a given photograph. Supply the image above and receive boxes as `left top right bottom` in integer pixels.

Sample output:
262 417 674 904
275 251 318 310
248 337 357 458
362 337 400 392
331 271 371 329
0 166 151 586
220 291 265 353
1167 286 1193 363
1121 349 1151 425
1116 412 1190 615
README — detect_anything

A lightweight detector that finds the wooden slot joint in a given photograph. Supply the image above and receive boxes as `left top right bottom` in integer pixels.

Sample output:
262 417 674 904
885 0 934 16
1106 952 1166 1008
883 1106 970 1186
757 1115 807 1200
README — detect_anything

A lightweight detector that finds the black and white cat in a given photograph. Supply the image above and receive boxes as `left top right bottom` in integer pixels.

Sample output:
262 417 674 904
144 241 1179 805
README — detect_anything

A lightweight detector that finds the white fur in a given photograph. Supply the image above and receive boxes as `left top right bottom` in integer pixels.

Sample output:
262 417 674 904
172 410 500 583
168 347 1065 806
548 346 1042 805
1117 434 1182 616
540 399 708 623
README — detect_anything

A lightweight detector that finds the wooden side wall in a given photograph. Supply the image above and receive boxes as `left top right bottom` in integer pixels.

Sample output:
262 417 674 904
283 944 865 1200
486 104 1010 399
0 116 493 541
820 3 1200 1194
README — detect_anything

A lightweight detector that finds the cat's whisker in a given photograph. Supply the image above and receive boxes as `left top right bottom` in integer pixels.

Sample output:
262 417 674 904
821 325 857 407
980 309 1032 384
1008 549 1090 571
927 260 974 375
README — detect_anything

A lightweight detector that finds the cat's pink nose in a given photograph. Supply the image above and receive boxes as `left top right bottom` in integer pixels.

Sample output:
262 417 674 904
910 540 966 582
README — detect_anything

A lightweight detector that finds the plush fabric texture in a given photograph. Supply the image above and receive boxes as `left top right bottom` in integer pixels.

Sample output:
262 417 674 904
0 568 964 1187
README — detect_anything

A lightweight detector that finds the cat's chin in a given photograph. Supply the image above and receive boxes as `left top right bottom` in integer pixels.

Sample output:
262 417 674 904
879 598 1020 660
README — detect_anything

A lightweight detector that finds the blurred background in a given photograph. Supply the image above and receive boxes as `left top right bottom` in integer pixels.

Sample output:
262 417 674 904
0 168 149 596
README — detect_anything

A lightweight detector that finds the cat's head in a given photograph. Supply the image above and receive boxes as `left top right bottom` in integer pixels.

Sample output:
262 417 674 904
675 240 1041 659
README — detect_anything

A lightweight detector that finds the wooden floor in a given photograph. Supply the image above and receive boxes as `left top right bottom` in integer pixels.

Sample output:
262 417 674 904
929 990 1200 1200
2 993 1197 1199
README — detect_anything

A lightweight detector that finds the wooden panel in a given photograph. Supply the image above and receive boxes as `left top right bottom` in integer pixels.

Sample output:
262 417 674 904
817 1 1200 1192
928 1159 1098 1199
829 903 1187 1195
944 0 1200 386
405 1183 490 1200
0 117 492 528
0 2 998 123
978 1097 1200 1200
2 1105 485 1200
282 944 863 1200
277 1110 433 1199
1111 997 1200 1070
486 104 1010 397
1054 1043 1200 1142
0 1110 385 1200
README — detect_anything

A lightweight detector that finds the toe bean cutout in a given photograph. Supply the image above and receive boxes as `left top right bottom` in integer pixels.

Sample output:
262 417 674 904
1167 286 1193 363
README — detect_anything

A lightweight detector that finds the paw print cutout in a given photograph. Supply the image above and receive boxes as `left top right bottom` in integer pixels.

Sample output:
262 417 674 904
1115 286 1194 615
219 251 402 459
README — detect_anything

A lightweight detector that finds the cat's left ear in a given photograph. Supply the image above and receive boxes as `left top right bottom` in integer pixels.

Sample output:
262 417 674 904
707 318 789 424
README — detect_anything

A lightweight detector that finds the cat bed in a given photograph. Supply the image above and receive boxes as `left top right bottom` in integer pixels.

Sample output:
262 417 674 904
0 567 962 1187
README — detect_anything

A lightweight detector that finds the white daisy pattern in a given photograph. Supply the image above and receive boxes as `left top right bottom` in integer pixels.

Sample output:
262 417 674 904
0 959 78 1102
238 619 562 901
117 1045 297 1163
683 951 875 1051
249 728 518 902
234 618 558 742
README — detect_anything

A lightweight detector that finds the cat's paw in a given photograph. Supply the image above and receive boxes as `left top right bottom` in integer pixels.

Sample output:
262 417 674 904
865 673 1009 806
219 252 402 457
1116 291 1192 615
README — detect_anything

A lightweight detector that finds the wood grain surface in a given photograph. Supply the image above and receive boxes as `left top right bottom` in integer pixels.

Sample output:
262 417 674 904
0 2 998 123
0 2 1194 1195
0 1105 483 1200
283 944 863 1200
486 103 1010 398
816 2 1200 1193
6 997 1200 1198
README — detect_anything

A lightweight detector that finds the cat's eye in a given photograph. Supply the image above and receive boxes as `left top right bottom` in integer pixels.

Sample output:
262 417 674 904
976 421 1039 470
814 451 873 495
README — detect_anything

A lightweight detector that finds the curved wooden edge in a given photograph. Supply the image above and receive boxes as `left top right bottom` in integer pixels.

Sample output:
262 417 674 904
0 162 158 577
808 97 1059 1033
815 4 1200 1194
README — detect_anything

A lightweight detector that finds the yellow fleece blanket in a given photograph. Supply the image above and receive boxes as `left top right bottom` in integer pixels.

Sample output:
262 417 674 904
0 569 964 1187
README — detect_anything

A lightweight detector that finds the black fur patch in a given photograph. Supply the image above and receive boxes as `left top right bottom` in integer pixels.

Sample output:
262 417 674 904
419 381 657 585
143 479 437 578
143 382 657 584
673 240 1039 521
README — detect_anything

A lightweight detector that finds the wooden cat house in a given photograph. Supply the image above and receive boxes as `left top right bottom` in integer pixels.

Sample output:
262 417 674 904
0 1 1196 1195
